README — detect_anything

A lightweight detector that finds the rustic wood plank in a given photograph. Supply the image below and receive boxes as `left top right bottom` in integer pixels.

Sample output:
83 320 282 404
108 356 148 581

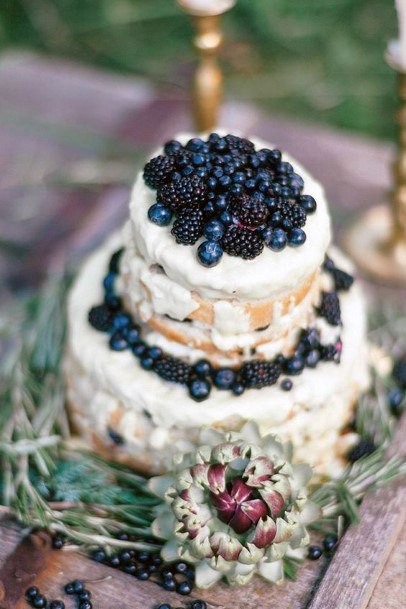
366 524 406 609
307 414 406 609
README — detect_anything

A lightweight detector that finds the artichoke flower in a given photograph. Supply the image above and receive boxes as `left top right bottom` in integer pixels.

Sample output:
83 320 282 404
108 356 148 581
148 423 318 588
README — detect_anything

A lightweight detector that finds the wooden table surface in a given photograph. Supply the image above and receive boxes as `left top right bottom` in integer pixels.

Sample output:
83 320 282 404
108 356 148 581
0 52 405 609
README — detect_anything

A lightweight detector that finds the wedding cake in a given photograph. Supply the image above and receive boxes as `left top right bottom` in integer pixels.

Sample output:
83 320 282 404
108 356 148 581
65 132 369 475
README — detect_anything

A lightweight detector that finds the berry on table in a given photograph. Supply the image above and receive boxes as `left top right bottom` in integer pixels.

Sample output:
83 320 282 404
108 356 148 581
191 601 207 609
162 579 176 592
50 601 65 609
177 580 193 595
148 203 172 227
157 604 172 609
51 534 64 550
78 591 92 601
307 545 323 560
25 587 39 600
323 535 338 552
32 595 47 609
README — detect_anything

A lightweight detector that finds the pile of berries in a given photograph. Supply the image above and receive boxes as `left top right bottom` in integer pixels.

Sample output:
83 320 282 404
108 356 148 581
88 250 344 402
144 134 317 267
25 588 64 609
92 542 195 596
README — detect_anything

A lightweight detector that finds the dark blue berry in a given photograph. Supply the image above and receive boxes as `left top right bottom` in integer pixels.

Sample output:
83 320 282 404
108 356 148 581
141 356 154 370
214 368 236 389
204 220 224 241
72 580 84 594
132 342 147 358
305 349 320 368
112 312 132 330
164 139 182 155
157 604 172 609
78 591 92 601
284 355 305 375
52 535 64 549
289 227 307 247
182 165 194 177
188 378 211 402
207 176 217 190
347 438 376 462
212 166 223 178
148 203 172 226
123 326 140 344
92 548 106 562
232 381 245 395
50 601 65 609
148 346 163 360
163 579 176 591
26 587 39 599
138 550 150 562
230 183 243 195
388 388 404 417
323 535 338 552
261 226 273 245
177 581 192 595
192 153 205 166
299 195 317 214
197 240 223 267
187 137 205 151
64 583 75 595
308 545 323 560
290 172 305 190
137 569 150 580
214 195 227 211
193 359 212 378
123 564 137 575
191 602 207 609
219 175 231 188
119 550 131 564
219 210 232 225
78 601 92 609
109 555 120 567
108 248 123 273
281 379 293 391
175 562 188 574
104 293 121 310
103 272 116 292
109 331 128 351
267 228 287 251
32 595 47 609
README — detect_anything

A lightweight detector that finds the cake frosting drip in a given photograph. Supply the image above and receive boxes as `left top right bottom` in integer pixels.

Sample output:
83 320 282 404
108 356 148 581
128 133 331 302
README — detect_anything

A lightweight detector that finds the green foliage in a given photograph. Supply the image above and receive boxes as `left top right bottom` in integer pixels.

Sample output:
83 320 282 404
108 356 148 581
0 0 398 139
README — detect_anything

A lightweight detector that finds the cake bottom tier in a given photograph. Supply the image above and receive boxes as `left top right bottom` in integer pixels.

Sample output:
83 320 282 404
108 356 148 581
65 237 370 476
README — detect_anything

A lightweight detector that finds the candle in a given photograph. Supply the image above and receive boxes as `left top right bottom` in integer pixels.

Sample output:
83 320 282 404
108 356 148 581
177 0 236 16
396 0 406 69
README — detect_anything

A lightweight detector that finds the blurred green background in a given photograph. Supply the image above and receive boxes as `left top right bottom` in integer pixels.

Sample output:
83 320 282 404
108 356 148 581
0 0 399 140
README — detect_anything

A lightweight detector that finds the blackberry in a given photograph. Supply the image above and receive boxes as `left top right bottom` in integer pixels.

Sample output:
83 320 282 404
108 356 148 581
332 267 354 292
171 208 204 245
321 344 339 362
108 248 124 274
318 291 341 326
347 438 376 462
221 226 264 260
154 356 191 384
158 176 208 212
229 193 269 228
241 360 281 389
88 304 112 332
224 134 255 154
393 357 406 389
143 155 175 189
279 202 307 228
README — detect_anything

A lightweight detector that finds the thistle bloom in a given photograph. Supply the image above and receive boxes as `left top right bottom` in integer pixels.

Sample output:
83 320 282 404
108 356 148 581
148 423 318 588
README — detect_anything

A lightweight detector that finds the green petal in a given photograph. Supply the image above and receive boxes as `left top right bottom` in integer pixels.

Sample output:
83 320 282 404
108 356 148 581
195 561 223 588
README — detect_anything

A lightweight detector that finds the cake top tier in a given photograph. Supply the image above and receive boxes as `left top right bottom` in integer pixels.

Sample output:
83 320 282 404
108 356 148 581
130 132 331 301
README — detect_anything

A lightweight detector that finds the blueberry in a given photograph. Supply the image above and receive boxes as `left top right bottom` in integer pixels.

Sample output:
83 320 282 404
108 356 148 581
25 587 39 600
299 194 317 214
188 378 211 402
191 602 207 609
305 349 320 368
277 161 293 175
148 346 163 360
308 545 323 560
187 137 205 151
33 595 47 609
109 331 128 351
262 226 273 245
119 550 131 564
219 210 232 225
284 355 305 375
245 178 256 191
290 172 305 190
204 220 224 241
347 438 376 462
270 183 282 196
281 218 293 231
103 272 116 292
162 579 176 591
175 562 188 574
323 535 338 552
192 153 205 166
140 356 154 370
157 605 172 609
265 197 277 210
104 293 121 310
208 132 220 144
123 564 137 575
219 175 231 188
215 195 227 211
268 149 282 164
281 379 293 391
52 534 64 549
289 227 307 247
182 165 194 177
233 171 246 184
132 342 146 358
148 203 172 226
230 183 243 195
197 240 223 267
164 139 182 155
388 388 404 417
193 359 212 378
212 166 224 178
161 567 173 579
78 601 92 609
78 591 92 601
112 312 132 330
92 548 106 562
137 569 150 580
196 167 208 178
231 381 245 395
64 583 75 595
177 581 193 595
207 176 217 190
123 326 140 344
72 580 84 594
50 601 65 609
109 555 120 567
213 368 236 390
267 228 287 251
203 201 215 215
271 211 283 226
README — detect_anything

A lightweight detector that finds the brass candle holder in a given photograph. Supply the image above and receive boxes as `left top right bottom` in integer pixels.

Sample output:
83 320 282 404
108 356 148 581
176 1 236 132
345 48 406 284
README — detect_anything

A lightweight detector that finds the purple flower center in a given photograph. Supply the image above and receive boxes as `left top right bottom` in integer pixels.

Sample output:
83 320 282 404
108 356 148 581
211 477 269 534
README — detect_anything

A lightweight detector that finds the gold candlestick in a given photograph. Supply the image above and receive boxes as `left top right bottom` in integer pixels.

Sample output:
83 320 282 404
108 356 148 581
176 1 236 132
345 49 406 284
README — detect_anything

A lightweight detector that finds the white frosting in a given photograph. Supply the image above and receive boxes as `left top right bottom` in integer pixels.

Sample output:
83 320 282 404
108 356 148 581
65 236 370 474
128 132 332 302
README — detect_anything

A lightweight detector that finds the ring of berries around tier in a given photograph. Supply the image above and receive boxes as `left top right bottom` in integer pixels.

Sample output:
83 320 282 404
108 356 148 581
144 133 318 267
86 249 346 402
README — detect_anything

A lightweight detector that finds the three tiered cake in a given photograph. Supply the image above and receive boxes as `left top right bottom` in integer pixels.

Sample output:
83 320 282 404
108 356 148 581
65 132 369 475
